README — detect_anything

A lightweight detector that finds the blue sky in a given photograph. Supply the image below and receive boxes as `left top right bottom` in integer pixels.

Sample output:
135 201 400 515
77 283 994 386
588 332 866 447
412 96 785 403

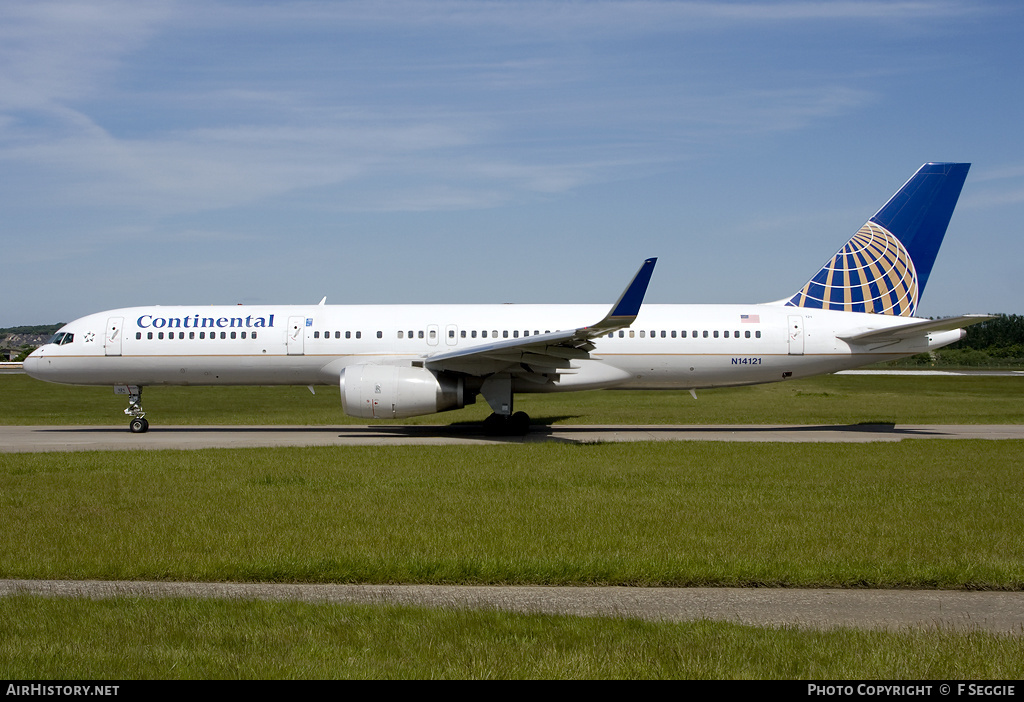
2 0 1022 327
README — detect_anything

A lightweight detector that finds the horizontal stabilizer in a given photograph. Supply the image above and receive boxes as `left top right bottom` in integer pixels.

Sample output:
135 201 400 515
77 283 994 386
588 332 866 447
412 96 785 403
838 314 994 344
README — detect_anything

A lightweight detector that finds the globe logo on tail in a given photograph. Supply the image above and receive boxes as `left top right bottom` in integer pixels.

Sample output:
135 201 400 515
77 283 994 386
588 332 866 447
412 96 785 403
787 222 918 317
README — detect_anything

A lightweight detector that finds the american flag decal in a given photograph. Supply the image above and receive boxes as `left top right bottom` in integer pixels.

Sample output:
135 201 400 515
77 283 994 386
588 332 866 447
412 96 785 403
741 314 759 323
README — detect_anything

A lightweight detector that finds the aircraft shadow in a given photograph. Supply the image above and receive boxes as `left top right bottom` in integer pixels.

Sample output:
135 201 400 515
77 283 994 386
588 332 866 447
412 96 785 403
35 421 956 446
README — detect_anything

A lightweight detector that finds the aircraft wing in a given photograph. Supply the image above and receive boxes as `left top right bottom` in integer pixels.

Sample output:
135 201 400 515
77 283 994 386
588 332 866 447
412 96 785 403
423 258 657 380
838 314 994 344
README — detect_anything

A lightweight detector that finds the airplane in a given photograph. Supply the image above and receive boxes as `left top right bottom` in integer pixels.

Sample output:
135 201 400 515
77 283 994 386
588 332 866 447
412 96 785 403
24 162 989 435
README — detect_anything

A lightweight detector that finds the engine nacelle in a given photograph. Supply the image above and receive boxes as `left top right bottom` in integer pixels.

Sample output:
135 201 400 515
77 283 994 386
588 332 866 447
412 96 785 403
339 364 464 419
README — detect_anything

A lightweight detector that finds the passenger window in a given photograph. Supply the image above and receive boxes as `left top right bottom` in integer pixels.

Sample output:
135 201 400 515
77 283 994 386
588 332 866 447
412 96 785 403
671 331 677 338
136 332 142 340
314 331 320 339
398 331 404 339
639 331 645 338
472 330 477 338
745 330 751 338
513 330 519 338
377 331 383 338
148 332 154 340
713 331 719 338
356 331 362 339
220 332 226 339
702 331 708 338
231 332 237 339
629 331 635 338
461 330 466 338
252 332 257 340
492 330 498 338
189 332 195 339
346 331 351 339
503 331 508 338
723 331 729 338
756 331 762 338
429 330 436 339
618 331 624 338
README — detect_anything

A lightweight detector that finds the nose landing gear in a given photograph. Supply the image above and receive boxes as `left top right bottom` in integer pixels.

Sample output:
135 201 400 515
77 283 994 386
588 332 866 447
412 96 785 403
116 385 149 433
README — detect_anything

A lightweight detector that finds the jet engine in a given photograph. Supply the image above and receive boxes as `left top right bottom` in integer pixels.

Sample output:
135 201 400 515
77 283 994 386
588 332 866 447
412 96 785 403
339 364 464 419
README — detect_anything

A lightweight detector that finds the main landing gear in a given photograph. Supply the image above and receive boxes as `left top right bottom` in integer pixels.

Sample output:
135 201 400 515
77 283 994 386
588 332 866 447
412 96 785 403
483 411 530 436
117 385 149 433
479 374 530 436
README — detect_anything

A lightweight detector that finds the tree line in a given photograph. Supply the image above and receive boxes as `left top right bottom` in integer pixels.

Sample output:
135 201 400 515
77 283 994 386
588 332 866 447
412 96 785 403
896 314 1024 368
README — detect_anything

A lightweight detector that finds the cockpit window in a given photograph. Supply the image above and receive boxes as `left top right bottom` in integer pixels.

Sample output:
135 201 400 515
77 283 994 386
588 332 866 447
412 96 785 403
61 334 73 345
48 333 66 345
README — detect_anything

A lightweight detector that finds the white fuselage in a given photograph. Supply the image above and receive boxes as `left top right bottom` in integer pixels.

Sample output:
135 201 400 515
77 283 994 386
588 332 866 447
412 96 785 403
24 302 963 391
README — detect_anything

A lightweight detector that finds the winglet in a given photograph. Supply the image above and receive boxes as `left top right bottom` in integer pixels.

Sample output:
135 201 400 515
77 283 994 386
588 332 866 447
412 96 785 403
588 257 657 334
609 257 657 319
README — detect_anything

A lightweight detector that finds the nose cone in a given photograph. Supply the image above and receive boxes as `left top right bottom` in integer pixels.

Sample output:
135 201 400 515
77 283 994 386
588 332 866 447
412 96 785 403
22 347 44 379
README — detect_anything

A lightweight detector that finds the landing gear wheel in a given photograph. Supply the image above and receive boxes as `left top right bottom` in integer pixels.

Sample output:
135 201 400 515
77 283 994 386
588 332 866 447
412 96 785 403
483 412 531 436
509 411 530 436
121 385 148 434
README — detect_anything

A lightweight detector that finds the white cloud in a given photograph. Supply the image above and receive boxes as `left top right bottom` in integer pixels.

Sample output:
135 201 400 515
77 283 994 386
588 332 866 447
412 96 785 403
0 0 975 220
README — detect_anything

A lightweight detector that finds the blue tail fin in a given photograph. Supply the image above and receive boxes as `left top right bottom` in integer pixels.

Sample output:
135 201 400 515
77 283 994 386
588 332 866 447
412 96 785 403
786 162 970 316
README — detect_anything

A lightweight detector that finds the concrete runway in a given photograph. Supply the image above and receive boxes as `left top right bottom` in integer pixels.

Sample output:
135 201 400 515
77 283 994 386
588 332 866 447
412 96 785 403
3 579 1023 635
2 422 1024 452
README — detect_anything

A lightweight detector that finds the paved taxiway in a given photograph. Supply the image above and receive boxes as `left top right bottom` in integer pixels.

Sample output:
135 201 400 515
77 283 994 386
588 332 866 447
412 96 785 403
2 423 1024 452
3 580 1023 635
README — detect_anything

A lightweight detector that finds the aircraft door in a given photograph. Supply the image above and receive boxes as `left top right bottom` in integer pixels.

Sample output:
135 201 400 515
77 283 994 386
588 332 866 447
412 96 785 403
787 315 805 356
105 317 124 356
287 316 305 355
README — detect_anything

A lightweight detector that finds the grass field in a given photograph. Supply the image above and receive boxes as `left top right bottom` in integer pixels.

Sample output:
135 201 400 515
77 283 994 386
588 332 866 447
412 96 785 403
2 372 1023 425
3 441 1022 588
3 373 1023 678
3 596 1022 679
